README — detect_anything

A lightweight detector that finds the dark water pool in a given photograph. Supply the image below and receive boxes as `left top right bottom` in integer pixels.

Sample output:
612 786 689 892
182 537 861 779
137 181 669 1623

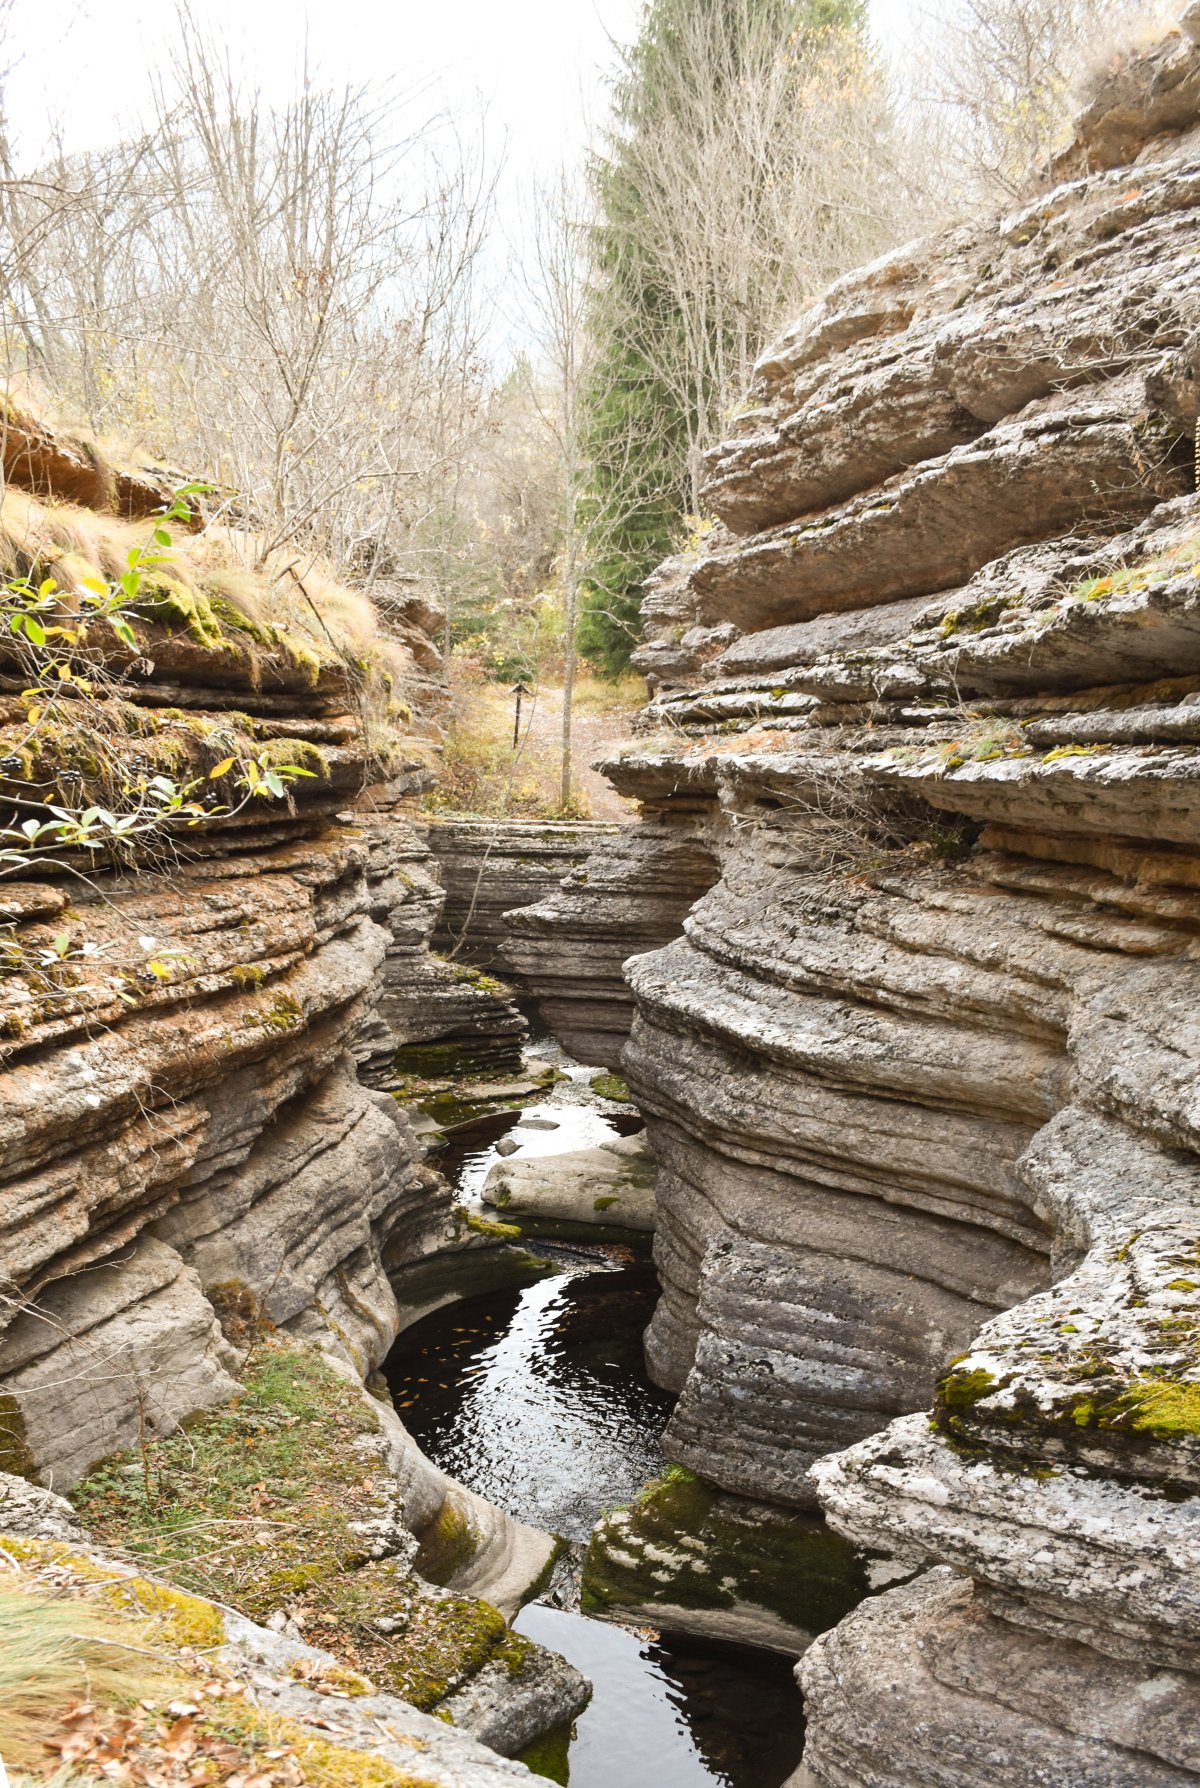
384 1253 806 1787
384 1262 675 1541
515 1604 804 1788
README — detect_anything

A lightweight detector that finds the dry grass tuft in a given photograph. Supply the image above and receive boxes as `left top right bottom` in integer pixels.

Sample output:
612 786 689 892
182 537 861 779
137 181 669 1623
0 1584 162 1770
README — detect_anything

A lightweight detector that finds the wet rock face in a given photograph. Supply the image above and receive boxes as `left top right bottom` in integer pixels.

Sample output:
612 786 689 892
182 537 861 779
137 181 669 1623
512 21 1200 1781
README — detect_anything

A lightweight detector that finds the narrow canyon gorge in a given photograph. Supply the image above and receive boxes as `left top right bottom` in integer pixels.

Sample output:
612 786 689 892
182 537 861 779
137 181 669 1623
4 13 1200 1787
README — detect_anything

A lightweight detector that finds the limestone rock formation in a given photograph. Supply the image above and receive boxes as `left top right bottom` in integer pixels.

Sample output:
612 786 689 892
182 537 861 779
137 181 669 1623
482 1131 657 1232
0 408 582 1768
0 1502 586 1781
511 19 1200 1782
424 816 619 969
503 796 721 1067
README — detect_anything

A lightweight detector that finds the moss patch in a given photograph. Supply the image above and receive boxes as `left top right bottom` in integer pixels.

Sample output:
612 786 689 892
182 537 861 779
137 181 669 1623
213 1705 439 1788
582 1463 868 1636
590 1072 630 1102
519 1720 573 1784
259 736 330 779
934 1362 999 1420
413 1497 480 1585
466 1212 522 1241
71 1338 531 1713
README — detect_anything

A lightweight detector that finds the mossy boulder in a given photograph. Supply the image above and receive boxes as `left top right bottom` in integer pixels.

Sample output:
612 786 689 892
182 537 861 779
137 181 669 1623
582 1463 870 1654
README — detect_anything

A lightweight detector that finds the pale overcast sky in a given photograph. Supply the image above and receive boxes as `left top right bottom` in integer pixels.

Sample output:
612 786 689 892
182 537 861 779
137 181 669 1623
4 0 916 167
2 0 917 362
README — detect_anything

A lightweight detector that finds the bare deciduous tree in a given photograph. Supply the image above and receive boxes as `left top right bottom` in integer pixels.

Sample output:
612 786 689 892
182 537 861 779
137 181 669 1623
0 9 497 612
906 0 1178 200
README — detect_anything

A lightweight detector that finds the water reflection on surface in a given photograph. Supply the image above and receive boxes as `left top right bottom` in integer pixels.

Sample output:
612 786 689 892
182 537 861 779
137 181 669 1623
386 1046 807 1788
437 1095 644 1209
515 1603 805 1788
384 1263 674 1541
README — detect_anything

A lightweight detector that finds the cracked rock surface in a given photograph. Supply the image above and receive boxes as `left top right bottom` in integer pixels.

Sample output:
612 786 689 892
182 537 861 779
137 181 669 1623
508 21 1200 1784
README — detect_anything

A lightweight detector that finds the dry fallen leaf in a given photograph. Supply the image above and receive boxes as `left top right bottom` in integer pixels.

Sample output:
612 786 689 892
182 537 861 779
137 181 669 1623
162 1716 199 1762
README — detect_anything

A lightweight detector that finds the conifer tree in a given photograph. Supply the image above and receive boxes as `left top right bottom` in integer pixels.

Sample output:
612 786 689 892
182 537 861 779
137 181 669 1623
579 0 881 673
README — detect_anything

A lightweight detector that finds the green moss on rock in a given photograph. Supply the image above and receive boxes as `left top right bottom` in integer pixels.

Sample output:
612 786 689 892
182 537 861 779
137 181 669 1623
590 1072 630 1102
934 1363 999 1419
414 1497 480 1585
582 1463 868 1637
520 1721 573 1783
466 1212 523 1241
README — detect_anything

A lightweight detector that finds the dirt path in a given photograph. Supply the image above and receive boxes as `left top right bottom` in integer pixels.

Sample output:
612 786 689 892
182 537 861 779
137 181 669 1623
520 685 641 820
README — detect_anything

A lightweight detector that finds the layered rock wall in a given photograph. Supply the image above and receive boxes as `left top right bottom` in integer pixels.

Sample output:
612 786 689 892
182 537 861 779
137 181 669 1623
518 16 1200 1781
424 816 618 969
0 418 563 1721
502 785 721 1068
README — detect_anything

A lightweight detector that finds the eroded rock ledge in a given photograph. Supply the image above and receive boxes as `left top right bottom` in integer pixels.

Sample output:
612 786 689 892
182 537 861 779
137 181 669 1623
0 411 578 1768
512 18 1200 1783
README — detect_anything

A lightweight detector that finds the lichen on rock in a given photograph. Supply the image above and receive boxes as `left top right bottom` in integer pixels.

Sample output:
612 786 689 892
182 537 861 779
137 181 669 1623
504 18 1200 1783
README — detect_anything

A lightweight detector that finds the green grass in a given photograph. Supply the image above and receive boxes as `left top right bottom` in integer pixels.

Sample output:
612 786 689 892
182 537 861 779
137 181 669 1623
71 1338 537 1711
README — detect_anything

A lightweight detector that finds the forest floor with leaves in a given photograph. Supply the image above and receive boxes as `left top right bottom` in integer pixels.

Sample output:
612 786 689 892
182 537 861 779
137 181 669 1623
428 666 644 821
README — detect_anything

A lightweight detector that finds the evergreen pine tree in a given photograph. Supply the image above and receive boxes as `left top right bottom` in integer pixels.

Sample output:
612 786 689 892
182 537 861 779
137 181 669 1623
579 0 871 674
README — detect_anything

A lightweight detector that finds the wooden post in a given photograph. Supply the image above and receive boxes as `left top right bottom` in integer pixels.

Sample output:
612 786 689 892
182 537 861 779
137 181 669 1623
512 682 530 749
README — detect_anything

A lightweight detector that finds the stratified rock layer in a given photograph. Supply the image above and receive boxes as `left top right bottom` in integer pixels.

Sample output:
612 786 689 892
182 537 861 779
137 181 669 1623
424 816 619 969
503 791 720 1068
513 19 1200 1782
0 411 576 1766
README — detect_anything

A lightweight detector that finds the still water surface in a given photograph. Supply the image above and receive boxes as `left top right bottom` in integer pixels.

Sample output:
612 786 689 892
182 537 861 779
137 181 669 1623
385 1261 673 1541
384 1249 805 1787
515 1604 805 1788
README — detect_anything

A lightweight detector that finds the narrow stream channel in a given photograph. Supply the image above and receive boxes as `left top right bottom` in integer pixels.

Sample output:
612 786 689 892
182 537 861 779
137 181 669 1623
385 1059 806 1788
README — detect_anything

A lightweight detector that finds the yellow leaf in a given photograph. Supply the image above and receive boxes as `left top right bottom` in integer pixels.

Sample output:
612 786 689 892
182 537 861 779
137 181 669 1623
208 756 236 779
25 705 41 723
147 960 172 979
81 576 108 595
